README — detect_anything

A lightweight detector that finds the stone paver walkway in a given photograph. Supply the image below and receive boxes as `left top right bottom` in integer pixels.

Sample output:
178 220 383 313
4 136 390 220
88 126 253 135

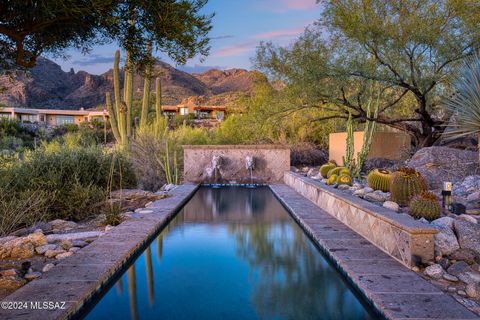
270 184 479 320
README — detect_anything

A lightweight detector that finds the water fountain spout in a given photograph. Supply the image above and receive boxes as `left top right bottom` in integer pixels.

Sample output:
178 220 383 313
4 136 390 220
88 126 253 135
245 156 255 187
211 155 222 185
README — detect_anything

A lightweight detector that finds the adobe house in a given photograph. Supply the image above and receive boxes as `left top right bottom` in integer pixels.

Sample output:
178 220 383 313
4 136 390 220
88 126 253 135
161 96 226 121
0 107 108 126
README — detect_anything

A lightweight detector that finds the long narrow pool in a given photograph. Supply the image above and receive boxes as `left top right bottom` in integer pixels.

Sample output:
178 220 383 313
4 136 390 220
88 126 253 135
84 187 377 319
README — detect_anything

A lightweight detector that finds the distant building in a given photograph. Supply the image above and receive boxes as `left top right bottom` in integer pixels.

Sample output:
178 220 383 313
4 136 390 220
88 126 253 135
0 107 108 126
161 96 226 121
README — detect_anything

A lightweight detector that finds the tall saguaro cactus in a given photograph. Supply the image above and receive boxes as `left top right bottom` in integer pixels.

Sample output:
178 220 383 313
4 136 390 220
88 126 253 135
105 49 164 145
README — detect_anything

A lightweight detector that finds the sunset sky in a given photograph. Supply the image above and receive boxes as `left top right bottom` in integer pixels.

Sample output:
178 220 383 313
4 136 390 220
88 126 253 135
51 0 321 74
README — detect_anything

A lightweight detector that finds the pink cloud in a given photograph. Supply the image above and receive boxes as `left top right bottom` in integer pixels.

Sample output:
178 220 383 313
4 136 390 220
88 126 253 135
215 41 258 58
259 0 318 12
253 27 305 40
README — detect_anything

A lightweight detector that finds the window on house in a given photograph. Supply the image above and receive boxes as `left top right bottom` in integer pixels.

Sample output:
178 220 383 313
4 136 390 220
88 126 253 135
56 116 75 125
180 107 189 115
0 113 11 119
216 111 224 121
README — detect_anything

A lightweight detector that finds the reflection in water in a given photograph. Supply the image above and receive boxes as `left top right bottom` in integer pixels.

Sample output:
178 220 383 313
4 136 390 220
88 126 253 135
86 187 375 320
145 247 154 305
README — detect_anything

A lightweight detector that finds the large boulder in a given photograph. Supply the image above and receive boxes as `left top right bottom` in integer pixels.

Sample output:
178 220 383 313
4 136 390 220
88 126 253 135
0 232 46 259
454 219 480 255
406 146 478 188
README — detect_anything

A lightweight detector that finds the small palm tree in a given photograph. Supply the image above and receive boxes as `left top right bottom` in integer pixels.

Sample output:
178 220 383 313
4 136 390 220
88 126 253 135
443 53 480 161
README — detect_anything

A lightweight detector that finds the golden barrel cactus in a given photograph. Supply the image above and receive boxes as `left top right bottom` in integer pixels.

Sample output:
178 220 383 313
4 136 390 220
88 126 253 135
409 191 441 221
367 169 392 192
391 167 428 206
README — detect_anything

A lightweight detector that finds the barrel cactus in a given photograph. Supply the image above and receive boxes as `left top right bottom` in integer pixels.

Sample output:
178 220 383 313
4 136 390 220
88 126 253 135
320 163 336 178
391 167 428 206
326 174 338 185
337 174 353 186
409 191 441 221
327 166 348 178
367 169 393 192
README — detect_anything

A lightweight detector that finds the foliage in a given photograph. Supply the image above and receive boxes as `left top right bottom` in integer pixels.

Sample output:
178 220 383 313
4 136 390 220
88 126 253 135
255 0 480 147
343 88 380 177
367 169 393 192
390 167 428 206
320 163 336 178
442 52 480 159
290 142 327 167
0 186 49 236
0 118 37 150
0 144 136 221
213 82 337 147
336 173 353 186
0 0 213 70
409 191 441 221
130 124 182 191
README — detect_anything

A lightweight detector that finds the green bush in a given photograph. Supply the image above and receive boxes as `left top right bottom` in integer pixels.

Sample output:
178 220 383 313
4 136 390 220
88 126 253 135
1 145 136 222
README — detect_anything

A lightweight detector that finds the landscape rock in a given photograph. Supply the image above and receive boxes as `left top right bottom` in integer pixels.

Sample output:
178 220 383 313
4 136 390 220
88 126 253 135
35 244 57 255
431 217 455 230
458 271 480 285
337 184 350 190
448 261 472 277
0 269 17 277
383 201 400 212
443 273 459 282
424 264 444 279
69 247 81 253
59 240 72 250
46 231 104 242
447 249 480 265
363 158 403 173
454 219 480 255
55 252 73 260
458 214 478 224
406 146 478 188
0 236 17 245
466 283 480 299
42 263 55 273
0 276 26 291
44 249 66 258
71 240 88 248
9 242 35 259
24 271 42 281
353 189 367 197
363 188 390 202
433 226 460 256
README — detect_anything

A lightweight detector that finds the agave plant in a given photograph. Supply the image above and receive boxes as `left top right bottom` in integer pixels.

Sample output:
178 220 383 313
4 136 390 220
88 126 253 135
443 53 480 161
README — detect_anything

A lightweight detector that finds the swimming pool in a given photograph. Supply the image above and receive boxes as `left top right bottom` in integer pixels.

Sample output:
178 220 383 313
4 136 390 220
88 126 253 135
83 187 377 319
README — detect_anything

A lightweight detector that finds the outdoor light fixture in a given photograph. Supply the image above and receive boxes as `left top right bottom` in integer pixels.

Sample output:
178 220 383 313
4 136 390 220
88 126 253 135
442 181 453 212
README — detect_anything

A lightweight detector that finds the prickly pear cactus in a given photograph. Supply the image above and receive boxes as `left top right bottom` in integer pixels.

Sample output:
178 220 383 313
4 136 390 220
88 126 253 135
367 169 392 192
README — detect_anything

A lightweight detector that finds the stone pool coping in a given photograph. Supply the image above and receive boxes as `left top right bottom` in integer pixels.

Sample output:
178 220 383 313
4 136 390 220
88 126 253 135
284 172 438 267
0 184 199 320
270 184 478 320
183 144 290 149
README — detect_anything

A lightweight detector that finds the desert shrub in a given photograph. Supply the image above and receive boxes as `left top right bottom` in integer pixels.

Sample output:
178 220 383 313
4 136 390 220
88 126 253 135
130 126 182 191
1 145 136 221
0 186 49 236
290 142 328 166
171 124 211 145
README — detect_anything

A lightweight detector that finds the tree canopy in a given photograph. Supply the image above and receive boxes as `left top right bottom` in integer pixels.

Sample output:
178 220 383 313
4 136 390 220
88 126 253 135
255 0 480 147
0 0 213 70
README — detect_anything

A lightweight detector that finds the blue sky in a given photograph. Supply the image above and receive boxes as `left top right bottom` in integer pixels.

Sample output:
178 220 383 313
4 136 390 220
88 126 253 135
50 0 321 75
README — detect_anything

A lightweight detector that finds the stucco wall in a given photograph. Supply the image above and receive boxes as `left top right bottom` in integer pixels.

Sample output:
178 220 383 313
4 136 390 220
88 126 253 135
329 131 411 164
183 145 290 184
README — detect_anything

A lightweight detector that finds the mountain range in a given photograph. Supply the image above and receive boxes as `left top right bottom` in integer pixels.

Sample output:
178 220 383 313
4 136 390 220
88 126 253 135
0 57 264 109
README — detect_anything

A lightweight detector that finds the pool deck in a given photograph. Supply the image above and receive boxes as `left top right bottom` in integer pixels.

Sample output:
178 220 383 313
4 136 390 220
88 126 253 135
270 184 479 320
0 184 199 320
1 183 478 320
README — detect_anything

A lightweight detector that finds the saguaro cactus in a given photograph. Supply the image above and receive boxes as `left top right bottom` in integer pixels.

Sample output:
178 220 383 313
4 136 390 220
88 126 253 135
106 49 164 145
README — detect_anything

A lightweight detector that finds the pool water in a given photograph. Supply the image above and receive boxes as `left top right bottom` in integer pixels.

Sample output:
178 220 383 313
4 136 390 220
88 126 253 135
84 187 376 320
